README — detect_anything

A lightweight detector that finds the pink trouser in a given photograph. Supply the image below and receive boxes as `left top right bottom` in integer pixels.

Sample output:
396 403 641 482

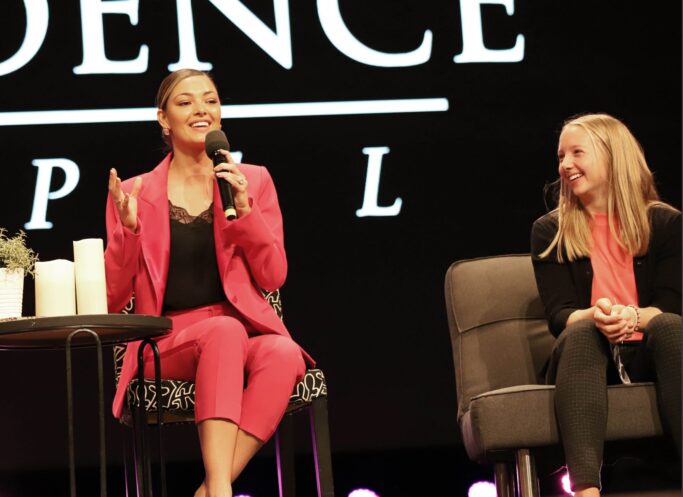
141 301 305 442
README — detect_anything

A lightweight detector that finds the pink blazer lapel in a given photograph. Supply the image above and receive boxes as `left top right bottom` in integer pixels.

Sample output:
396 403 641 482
212 180 236 275
139 155 171 315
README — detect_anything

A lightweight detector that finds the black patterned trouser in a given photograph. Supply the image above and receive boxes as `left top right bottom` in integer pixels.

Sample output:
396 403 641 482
545 313 681 491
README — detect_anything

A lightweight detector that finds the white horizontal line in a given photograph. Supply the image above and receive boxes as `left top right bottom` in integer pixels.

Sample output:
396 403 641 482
0 98 450 126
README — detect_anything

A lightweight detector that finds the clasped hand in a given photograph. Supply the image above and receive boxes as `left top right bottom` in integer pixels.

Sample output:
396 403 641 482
593 297 637 344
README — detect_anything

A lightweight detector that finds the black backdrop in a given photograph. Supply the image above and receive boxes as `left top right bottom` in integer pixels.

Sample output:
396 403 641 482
0 0 680 470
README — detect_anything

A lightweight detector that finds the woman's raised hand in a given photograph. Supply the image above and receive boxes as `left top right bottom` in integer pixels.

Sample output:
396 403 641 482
213 149 251 217
109 168 142 231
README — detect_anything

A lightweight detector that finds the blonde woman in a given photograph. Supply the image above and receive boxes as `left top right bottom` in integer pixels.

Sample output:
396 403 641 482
531 113 681 497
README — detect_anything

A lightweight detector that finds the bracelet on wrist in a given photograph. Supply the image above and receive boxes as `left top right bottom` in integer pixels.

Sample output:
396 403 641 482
627 304 640 331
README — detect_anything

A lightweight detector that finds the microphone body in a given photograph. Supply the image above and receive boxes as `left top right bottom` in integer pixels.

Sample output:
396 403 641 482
210 150 237 220
205 130 237 220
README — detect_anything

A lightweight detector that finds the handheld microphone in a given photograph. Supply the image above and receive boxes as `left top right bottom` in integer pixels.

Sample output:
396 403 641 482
205 129 237 220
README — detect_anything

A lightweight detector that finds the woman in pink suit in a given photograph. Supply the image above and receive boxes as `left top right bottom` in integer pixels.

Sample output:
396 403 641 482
105 68 313 497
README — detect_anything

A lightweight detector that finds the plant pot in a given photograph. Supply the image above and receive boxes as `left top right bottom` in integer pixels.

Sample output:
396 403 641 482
0 268 24 319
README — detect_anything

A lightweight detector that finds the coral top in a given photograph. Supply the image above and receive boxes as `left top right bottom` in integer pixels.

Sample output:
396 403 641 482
590 213 642 341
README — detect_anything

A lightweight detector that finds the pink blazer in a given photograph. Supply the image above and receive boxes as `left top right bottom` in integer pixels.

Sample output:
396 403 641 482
105 154 314 418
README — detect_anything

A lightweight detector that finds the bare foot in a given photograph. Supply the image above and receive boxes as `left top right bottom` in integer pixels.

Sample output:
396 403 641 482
196 480 232 497
193 482 206 497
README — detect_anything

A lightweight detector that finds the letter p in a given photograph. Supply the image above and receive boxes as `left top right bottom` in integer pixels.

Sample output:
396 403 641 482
25 158 80 230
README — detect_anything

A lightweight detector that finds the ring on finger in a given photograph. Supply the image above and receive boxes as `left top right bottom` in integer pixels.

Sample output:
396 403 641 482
238 178 245 185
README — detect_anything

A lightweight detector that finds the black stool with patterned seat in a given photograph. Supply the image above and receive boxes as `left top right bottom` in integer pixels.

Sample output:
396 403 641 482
113 290 334 497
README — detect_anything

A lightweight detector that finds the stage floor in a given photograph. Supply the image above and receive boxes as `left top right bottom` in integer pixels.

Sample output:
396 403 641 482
1 445 679 497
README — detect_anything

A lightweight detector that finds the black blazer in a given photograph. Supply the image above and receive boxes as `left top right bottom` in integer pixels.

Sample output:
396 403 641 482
531 204 681 337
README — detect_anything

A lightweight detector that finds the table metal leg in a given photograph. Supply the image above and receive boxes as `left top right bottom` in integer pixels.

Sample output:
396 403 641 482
66 328 107 497
137 338 167 497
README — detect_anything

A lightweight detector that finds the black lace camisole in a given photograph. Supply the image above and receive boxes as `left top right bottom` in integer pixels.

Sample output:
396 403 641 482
162 200 226 312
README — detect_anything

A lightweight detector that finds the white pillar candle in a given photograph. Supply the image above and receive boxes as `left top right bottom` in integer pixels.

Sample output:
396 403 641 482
73 238 108 315
35 260 76 317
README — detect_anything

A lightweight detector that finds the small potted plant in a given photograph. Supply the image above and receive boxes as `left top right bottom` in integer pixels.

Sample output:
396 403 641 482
0 229 38 319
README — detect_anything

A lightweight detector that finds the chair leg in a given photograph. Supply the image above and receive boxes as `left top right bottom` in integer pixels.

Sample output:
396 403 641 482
309 397 335 497
132 410 149 497
123 425 140 497
515 449 540 497
136 338 167 497
494 461 515 497
275 413 296 497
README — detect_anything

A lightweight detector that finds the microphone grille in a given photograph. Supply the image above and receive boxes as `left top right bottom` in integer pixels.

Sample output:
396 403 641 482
205 130 230 156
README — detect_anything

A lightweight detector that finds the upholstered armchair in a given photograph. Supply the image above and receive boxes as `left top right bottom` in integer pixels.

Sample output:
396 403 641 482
444 255 666 497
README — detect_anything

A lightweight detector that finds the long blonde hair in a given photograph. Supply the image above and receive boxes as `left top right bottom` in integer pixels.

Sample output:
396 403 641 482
540 113 661 262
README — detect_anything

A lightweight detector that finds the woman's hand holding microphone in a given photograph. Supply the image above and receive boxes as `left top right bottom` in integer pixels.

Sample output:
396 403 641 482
213 149 251 218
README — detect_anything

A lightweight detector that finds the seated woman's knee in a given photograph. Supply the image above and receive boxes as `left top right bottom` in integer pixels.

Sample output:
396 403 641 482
646 312 682 350
201 316 250 347
558 319 600 347
262 335 306 376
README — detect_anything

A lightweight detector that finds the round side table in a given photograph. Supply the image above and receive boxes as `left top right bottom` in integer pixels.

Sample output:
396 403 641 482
0 314 171 497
